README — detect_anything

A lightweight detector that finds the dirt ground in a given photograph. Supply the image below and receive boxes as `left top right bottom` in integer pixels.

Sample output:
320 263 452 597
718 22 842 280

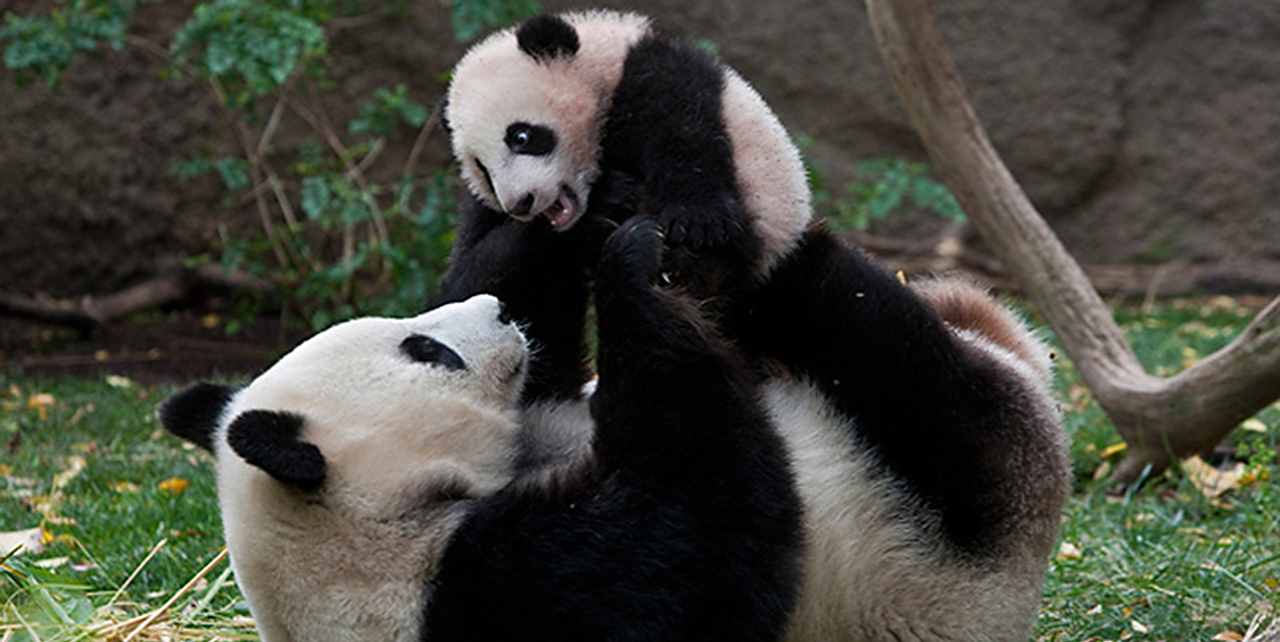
0 310 306 385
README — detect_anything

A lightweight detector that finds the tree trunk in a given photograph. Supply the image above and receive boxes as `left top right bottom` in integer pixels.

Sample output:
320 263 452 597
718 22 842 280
863 0 1280 481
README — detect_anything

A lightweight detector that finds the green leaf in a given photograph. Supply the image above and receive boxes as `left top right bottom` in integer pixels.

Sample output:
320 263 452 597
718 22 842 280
451 0 540 42
214 157 250 192
301 176 332 219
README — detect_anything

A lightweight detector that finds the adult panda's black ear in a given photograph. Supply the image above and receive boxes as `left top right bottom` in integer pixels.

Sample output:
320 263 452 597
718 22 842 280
158 382 235 453
226 410 326 490
516 15 579 61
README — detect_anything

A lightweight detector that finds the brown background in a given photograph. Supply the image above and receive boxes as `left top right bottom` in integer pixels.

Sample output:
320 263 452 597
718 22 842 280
2 0 1277 297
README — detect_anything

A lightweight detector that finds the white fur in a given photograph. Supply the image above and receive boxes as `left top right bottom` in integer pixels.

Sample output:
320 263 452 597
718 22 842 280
766 379 1052 642
720 68 812 274
447 11 651 216
214 295 528 642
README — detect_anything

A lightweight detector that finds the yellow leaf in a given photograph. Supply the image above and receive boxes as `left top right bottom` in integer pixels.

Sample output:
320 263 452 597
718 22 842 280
201 313 222 329
1212 631 1244 641
1101 442 1128 459
1241 418 1267 433
1181 455 1246 500
158 477 190 495
0 464 10 476
110 480 141 494
41 528 54 545
1056 541 1083 561
53 456 87 490
27 393 55 421
1092 460 1113 481
895 270 908 285
1264 577 1279 591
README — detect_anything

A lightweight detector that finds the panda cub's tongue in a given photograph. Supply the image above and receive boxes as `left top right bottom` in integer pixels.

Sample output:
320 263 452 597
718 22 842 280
543 192 578 230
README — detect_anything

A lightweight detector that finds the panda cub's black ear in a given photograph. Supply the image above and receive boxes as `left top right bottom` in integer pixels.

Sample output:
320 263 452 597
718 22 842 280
158 382 236 453
226 410 326 490
516 15 580 61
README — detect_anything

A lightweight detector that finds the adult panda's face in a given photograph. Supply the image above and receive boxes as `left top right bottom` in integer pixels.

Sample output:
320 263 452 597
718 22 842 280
160 295 530 518
446 13 648 232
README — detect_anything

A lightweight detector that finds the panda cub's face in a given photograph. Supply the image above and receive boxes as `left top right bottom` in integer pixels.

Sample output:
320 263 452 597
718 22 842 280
446 13 650 232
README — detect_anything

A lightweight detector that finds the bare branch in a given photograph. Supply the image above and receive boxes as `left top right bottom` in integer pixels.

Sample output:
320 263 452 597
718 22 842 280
864 0 1280 479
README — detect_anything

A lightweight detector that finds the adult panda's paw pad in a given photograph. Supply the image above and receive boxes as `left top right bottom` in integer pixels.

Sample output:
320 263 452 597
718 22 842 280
600 216 665 287
656 194 745 250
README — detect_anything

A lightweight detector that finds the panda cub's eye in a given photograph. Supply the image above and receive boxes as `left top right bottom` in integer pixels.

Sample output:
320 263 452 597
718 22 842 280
400 335 467 372
504 122 556 156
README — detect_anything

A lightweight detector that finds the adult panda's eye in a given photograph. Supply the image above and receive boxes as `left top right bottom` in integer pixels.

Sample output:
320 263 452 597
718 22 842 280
400 335 467 372
504 122 556 156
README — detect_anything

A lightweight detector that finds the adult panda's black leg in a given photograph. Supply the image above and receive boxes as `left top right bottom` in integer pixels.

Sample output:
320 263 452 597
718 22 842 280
423 218 802 642
737 226 1057 556
433 190 607 404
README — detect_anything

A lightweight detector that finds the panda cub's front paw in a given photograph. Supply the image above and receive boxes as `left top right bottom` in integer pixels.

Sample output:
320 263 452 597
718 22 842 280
656 193 746 250
599 216 665 289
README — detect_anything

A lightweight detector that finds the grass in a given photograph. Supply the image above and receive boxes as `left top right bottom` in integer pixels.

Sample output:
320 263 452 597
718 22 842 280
1 297 1278 641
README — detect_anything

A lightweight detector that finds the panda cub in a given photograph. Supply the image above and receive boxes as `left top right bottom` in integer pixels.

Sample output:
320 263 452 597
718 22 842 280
445 10 812 296
159 219 804 642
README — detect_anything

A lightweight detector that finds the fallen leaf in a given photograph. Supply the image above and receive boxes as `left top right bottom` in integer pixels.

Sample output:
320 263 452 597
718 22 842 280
110 480 141 494
1101 442 1128 459
1086 605 1103 616
895 270 908 285
26 393 55 420
34 556 69 569
1057 541 1083 561
0 464 10 476
158 477 190 495
1182 455 1246 500
1265 577 1279 592
1212 631 1244 641
1132 620 1150 634
105 375 134 389
201 313 222 329
0 527 45 556
1241 418 1267 434
1093 460 1113 481
53 455 87 490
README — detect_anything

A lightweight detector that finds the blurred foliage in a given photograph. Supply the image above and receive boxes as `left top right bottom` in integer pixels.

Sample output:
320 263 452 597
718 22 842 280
800 134 965 231
0 0 137 86
1 0 539 331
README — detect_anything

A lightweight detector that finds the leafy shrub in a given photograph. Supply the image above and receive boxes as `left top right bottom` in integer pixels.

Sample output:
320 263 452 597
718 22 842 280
1 0 540 331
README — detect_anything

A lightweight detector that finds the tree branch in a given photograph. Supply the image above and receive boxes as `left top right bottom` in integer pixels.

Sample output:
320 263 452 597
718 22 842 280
864 0 1280 480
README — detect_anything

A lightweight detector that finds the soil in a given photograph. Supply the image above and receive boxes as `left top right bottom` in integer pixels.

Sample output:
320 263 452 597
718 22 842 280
0 309 307 384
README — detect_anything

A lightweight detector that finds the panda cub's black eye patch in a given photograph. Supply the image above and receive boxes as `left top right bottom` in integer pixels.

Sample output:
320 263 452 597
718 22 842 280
505 123 556 156
400 335 467 372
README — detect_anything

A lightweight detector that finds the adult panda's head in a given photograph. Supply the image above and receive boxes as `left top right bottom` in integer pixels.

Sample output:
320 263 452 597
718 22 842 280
159 294 529 519
445 11 650 231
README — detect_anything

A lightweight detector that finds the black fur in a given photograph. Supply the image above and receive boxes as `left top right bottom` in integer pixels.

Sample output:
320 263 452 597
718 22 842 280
516 15 580 61
158 382 234 453
400 334 467 371
225 410 326 490
422 218 803 642
599 33 761 300
735 226 1051 557
434 191 612 404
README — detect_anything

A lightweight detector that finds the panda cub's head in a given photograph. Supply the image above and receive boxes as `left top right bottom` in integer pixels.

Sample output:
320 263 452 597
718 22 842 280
446 11 650 231
160 294 527 520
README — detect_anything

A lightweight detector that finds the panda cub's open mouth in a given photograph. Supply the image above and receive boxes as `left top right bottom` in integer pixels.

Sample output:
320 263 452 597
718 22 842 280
539 186 581 231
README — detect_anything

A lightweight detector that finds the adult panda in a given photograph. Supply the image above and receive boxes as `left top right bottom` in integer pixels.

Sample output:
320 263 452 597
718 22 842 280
160 219 804 642
438 11 1071 641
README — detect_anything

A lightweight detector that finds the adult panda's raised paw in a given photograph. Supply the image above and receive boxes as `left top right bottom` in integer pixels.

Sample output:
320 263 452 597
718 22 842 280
598 216 665 290
656 193 746 250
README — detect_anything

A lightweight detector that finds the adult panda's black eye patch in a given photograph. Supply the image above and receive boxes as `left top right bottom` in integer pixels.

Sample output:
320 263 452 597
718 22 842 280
401 335 467 371
505 123 556 156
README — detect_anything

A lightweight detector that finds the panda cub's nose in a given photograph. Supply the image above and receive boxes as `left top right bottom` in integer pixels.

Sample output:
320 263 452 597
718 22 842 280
509 194 535 218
